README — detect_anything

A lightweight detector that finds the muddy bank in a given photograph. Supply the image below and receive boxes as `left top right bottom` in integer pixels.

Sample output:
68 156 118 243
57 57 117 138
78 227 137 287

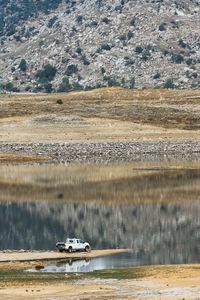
0 262 199 299
0 141 200 164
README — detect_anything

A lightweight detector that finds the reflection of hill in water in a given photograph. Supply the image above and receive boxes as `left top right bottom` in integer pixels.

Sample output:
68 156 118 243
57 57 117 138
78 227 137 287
0 201 199 265
1 166 200 205
1 163 200 264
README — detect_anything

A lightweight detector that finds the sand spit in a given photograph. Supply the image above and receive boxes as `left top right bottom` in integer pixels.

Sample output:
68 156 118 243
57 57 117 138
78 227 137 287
0 249 130 262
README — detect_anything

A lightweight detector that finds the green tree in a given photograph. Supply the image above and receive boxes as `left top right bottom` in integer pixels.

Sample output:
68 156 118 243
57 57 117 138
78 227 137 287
19 59 27 72
36 64 57 84
171 54 184 64
57 77 71 92
164 78 175 89
44 83 53 93
130 77 135 89
65 64 78 76
135 46 143 54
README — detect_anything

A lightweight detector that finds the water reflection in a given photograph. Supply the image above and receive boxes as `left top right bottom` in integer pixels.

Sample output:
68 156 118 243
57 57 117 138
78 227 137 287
30 252 146 273
0 201 199 264
0 162 200 265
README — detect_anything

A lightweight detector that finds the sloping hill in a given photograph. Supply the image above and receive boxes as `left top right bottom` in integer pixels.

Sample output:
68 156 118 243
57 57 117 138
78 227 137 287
0 0 200 92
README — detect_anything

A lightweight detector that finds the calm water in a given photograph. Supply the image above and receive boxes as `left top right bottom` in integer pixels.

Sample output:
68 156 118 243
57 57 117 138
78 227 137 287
28 252 147 273
0 162 200 266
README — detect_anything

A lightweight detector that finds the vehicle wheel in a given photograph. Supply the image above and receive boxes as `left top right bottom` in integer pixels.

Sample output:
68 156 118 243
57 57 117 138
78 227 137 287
68 247 72 253
59 249 63 252
85 246 89 252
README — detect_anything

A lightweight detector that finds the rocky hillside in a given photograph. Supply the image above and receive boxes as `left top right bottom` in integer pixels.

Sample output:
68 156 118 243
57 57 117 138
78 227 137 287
0 0 200 92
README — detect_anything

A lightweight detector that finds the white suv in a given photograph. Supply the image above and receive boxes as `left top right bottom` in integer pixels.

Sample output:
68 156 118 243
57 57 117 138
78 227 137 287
56 238 90 253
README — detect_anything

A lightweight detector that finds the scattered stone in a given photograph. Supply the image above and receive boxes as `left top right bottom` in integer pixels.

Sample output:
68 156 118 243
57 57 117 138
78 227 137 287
0 141 200 165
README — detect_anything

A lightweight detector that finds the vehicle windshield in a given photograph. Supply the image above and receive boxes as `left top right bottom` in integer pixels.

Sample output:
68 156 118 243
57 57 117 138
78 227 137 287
79 240 84 243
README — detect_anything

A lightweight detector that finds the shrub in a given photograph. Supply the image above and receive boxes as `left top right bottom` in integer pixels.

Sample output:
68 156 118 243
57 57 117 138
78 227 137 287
192 72 198 78
80 55 90 65
4 82 20 92
159 23 166 31
153 73 160 79
164 78 175 89
171 53 184 64
101 44 111 51
119 34 126 41
186 58 192 66
115 5 122 12
130 77 135 89
25 86 31 91
91 20 98 26
44 83 53 93
179 39 187 48
121 78 125 86
57 77 71 92
4 82 14 91
57 99 63 104
36 64 57 83
19 59 27 72
83 58 90 65
141 48 151 61
102 17 110 24
48 16 58 28
72 82 83 91
127 31 134 40
135 46 143 54
65 64 78 76
108 78 120 87
101 67 106 74
76 47 82 54
76 15 83 23
130 18 135 26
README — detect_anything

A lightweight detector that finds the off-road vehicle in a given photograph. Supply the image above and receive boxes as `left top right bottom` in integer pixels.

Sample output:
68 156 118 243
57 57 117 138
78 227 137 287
56 238 90 253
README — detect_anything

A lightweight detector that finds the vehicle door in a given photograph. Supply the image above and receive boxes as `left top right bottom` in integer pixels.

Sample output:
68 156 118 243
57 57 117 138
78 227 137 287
79 239 85 250
74 239 80 250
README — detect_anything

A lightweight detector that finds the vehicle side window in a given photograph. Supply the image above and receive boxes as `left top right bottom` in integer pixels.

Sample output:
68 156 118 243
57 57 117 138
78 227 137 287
69 240 73 243
76 240 79 243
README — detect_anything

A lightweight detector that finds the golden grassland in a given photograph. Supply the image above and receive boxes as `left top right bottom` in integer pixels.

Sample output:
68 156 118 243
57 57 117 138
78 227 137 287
0 88 200 145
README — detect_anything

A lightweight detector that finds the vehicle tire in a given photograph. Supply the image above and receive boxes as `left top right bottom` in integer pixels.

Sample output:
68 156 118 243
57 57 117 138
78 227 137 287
59 249 63 252
68 247 72 253
85 246 89 252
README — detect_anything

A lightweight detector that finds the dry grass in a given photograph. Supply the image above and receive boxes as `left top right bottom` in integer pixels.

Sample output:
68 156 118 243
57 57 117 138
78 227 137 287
1 88 200 129
0 88 200 143
0 153 51 164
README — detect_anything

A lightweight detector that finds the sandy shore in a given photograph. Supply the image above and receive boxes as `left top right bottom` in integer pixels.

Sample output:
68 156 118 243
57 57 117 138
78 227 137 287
0 249 129 262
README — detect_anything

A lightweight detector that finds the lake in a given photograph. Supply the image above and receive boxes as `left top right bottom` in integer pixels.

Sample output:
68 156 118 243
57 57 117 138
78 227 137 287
0 160 200 266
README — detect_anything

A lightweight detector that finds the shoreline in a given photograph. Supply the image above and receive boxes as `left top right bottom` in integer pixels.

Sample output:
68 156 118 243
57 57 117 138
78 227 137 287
0 249 130 263
1 141 200 164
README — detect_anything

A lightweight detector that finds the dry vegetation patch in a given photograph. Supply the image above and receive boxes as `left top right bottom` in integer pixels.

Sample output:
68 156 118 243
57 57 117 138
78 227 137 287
0 153 51 164
0 88 200 143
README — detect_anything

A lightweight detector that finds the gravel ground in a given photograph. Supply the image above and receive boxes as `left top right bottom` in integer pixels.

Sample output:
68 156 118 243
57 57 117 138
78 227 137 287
0 141 200 164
